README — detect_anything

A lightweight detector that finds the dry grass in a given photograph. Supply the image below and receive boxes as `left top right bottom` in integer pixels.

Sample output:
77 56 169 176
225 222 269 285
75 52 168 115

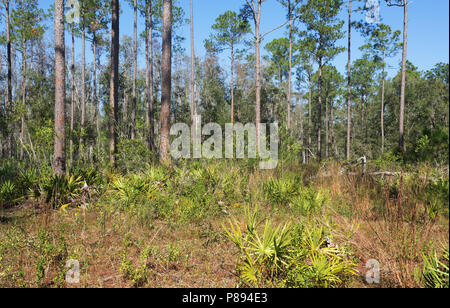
310 164 449 288
0 206 242 288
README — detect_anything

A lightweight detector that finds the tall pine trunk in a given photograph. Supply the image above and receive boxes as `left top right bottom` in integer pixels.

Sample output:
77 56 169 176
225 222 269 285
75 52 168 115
20 39 27 160
190 0 195 127
109 0 119 167
325 96 329 158
145 0 155 150
381 54 386 153
131 0 138 139
317 60 323 161
53 0 66 176
80 19 86 157
255 2 262 151
287 1 292 130
330 99 335 157
346 0 352 160
6 0 13 158
399 0 408 153
230 46 235 123
308 70 312 162
160 0 172 163
70 24 75 167
93 32 100 160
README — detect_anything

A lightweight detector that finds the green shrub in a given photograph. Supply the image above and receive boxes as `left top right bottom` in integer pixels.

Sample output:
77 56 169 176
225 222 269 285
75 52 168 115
374 150 402 170
291 187 328 216
263 177 300 206
224 206 292 287
16 168 39 196
420 245 449 288
0 181 18 206
71 166 104 187
42 174 84 209
116 139 154 173
224 206 357 288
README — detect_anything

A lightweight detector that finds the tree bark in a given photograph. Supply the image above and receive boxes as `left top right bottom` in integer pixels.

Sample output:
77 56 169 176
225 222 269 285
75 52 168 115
317 61 323 161
308 69 312 162
346 0 352 160
5 0 13 158
230 46 235 123
93 31 100 161
190 0 195 127
246 0 263 151
160 0 172 163
325 96 329 158
131 0 138 139
53 0 66 176
255 2 262 151
330 99 335 157
109 0 119 167
80 17 86 157
381 54 386 153
287 0 292 130
70 24 75 167
145 0 155 151
20 39 27 161
399 0 408 153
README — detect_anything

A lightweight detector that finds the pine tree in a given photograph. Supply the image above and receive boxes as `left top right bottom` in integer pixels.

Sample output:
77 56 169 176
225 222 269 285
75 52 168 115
205 10 250 123
299 0 344 161
53 0 66 176
160 0 172 163
109 0 119 166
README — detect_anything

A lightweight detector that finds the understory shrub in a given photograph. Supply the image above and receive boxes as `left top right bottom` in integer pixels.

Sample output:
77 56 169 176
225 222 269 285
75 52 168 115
224 206 357 288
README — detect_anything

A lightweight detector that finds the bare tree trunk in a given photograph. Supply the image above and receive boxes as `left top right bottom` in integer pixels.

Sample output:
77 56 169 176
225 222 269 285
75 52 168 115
109 0 119 167
5 0 13 158
53 0 66 176
80 19 86 157
399 0 408 153
145 4 150 147
190 0 195 127
160 0 172 163
70 24 75 167
308 73 312 162
346 0 352 160
317 61 323 161
287 1 292 130
20 39 27 160
381 54 386 153
145 0 155 151
325 96 329 158
330 99 335 157
230 46 235 123
93 31 100 161
255 2 262 151
131 0 138 139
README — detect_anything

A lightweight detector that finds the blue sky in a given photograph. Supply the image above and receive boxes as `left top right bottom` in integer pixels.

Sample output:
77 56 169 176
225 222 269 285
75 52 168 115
35 0 449 79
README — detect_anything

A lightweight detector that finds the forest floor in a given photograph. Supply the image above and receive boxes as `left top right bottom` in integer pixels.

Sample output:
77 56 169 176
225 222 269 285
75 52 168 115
0 160 448 288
